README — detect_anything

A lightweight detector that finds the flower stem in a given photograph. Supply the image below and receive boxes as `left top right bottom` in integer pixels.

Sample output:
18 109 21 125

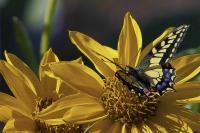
40 0 57 57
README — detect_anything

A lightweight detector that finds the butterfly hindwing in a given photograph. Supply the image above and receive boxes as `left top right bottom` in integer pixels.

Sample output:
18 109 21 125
144 63 176 95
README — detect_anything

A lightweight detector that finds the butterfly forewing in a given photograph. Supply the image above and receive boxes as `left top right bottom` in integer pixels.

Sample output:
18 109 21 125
139 25 190 68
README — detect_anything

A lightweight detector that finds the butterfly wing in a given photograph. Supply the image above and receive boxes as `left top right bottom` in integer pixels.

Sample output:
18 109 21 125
138 25 189 69
144 63 176 95
138 25 189 95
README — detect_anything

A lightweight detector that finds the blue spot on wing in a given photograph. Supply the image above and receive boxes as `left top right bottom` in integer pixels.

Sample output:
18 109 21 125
155 63 176 95
162 82 167 87
166 72 171 79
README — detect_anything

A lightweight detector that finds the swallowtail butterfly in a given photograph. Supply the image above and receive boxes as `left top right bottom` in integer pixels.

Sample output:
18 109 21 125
97 25 189 96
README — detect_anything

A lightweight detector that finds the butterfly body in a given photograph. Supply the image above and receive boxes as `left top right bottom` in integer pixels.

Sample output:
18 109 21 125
115 67 151 95
116 63 176 96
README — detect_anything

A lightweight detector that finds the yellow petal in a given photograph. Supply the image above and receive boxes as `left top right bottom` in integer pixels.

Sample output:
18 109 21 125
177 96 200 104
72 57 84 65
3 112 35 133
40 74 60 99
131 125 139 133
103 46 118 59
139 124 154 133
165 114 194 133
151 100 199 132
41 118 66 125
176 62 200 84
63 105 106 124
58 57 84 96
118 12 142 67
0 106 13 123
146 121 168 133
49 62 104 97
162 81 200 104
4 51 40 96
69 31 116 77
39 48 59 79
39 49 79 98
89 118 112 133
140 27 175 61
150 102 181 131
0 61 36 112
107 122 122 133
0 93 29 122
38 93 103 119
170 107 200 132
150 113 175 132
38 48 60 98
171 54 200 84
157 98 178 114
57 81 77 97
121 124 130 133
171 54 200 70
150 112 194 132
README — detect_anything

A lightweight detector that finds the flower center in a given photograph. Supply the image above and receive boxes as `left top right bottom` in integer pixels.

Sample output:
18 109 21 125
33 97 82 133
35 97 53 113
35 119 83 133
100 77 160 126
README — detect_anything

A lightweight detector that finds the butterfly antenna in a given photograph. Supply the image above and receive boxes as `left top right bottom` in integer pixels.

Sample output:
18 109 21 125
90 49 124 70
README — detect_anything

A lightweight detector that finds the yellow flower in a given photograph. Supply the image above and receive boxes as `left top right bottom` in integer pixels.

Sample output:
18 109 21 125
49 12 200 132
0 49 84 132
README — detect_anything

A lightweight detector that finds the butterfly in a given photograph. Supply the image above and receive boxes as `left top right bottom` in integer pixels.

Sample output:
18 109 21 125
95 24 189 96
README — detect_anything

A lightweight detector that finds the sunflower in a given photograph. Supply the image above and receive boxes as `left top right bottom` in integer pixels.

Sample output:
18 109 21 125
0 49 85 132
48 12 200 132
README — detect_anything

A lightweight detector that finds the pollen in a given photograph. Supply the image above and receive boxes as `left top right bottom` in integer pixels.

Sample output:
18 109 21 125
100 77 160 126
34 97 54 113
35 119 83 133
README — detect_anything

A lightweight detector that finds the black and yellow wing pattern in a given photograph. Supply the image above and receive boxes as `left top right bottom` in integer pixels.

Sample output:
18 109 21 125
140 25 190 95
139 25 190 68
144 63 176 95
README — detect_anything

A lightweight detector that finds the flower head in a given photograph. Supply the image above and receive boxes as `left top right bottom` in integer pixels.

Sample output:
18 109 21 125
0 49 84 132
49 12 200 132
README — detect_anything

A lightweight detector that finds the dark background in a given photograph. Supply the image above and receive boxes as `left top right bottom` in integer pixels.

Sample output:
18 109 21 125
0 0 200 130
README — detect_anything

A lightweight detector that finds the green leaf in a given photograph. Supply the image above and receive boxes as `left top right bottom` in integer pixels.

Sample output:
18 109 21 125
13 17 38 72
191 103 200 113
176 46 200 58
